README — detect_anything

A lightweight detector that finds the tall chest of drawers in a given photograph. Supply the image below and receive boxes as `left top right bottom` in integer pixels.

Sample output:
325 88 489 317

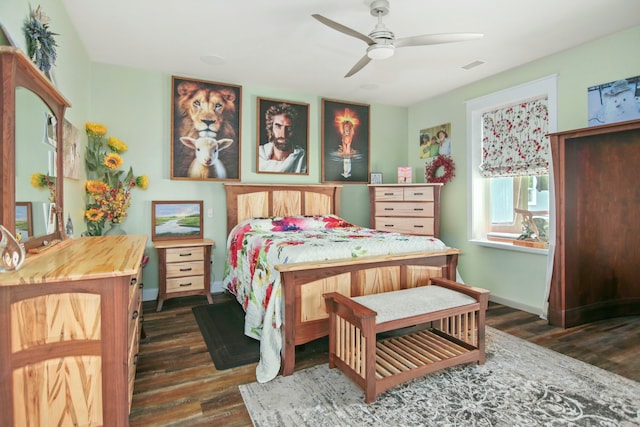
369 184 442 237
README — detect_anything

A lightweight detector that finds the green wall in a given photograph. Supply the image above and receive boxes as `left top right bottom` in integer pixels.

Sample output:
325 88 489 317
407 25 640 314
3 0 638 310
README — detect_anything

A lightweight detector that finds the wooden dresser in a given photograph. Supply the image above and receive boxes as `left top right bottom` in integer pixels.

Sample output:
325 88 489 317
369 184 442 237
0 235 147 426
153 238 214 311
548 119 640 328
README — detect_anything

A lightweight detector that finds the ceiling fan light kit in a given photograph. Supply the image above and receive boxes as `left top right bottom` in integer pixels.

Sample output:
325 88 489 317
367 43 394 60
313 0 483 77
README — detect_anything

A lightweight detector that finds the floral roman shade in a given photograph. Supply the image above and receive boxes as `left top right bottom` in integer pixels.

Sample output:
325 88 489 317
479 97 550 177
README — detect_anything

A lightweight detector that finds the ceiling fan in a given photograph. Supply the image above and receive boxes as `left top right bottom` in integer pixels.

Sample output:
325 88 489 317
312 0 484 78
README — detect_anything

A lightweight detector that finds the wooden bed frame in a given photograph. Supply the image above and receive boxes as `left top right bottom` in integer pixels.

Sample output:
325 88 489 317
223 183 460 376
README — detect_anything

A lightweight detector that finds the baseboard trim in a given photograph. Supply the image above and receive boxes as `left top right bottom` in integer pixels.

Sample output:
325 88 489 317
489 295 544 318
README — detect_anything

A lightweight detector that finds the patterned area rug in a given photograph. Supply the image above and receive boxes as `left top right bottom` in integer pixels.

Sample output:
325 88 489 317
240 327 640 426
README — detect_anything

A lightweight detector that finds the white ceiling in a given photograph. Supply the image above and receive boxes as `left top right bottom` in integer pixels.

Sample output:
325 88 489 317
62 0 640 107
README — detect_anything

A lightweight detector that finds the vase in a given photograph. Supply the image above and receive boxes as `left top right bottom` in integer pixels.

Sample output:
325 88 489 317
104 222 126 236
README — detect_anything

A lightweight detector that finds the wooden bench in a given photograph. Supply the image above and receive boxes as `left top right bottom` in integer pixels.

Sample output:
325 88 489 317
323 277 490 403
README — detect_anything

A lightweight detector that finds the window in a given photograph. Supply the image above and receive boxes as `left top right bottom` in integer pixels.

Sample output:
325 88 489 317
466 76 557 250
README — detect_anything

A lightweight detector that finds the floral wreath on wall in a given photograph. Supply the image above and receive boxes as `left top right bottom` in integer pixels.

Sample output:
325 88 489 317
425 154 456 185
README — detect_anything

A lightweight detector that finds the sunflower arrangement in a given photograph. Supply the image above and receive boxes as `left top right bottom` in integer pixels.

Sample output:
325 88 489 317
30 172 56 202
84 122 148 236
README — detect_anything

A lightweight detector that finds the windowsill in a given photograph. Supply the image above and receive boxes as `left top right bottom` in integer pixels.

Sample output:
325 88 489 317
469 238 549 255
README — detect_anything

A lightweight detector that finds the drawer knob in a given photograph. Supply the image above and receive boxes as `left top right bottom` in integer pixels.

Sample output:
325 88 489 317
179 252 192 257
130 278 137 286
133 353 139 365
139 282 143 289
132 310 139 320
179 282 192 287
180 267 192 272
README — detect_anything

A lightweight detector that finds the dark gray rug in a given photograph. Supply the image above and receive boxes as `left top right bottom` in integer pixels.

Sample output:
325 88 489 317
240 327 640 426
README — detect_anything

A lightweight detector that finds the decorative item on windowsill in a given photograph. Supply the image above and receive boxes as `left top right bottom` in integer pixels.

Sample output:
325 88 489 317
30 172 56 202
23 5 58 81
425 154 455 185
84 122 149 236
513 208 549 249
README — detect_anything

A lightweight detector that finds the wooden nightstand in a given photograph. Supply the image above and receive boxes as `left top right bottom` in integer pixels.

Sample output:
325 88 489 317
153 238 214 311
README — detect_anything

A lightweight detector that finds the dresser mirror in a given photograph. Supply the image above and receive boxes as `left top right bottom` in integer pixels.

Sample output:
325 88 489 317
0 47 71 250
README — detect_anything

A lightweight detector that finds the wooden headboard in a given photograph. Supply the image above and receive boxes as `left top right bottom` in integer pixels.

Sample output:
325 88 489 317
223 183 343 235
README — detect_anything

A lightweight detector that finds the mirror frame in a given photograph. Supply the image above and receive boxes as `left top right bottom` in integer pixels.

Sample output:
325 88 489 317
1 47 71 250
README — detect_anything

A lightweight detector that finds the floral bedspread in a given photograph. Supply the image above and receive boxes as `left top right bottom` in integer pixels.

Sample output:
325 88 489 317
222 215 449 383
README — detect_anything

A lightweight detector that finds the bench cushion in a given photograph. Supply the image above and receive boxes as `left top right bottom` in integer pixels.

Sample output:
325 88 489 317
352 285 477 324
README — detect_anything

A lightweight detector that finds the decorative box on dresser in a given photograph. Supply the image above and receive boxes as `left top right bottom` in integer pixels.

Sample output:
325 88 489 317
0 235 147 427
153 238 214 311
548 119 640 328
369 184 442 237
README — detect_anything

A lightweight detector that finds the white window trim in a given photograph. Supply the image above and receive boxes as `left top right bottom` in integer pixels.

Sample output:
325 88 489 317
466 75 558 253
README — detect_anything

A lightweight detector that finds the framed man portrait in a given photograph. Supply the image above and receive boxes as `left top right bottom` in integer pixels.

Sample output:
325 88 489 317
170 76 242 181
256 97 309 175
321 98 370 184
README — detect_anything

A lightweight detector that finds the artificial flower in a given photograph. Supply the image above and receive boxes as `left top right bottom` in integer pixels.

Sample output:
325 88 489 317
84 122 148 236
104 153 123 169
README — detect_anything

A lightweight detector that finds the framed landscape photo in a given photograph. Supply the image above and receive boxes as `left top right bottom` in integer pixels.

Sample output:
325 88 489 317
15 202 32 241
151 200 204 241
170 76 242 181
256 97 309 175
321 98 370 184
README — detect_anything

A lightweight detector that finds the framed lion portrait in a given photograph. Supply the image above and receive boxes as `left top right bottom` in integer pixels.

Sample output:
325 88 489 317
171 76 242 181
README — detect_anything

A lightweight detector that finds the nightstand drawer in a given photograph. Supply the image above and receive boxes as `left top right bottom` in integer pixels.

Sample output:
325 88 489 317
375 202 434 217
374 217 435 235
403 186 434 201
166 275 205 293
166 261 204 278
166 246 204 263
374 187 404 201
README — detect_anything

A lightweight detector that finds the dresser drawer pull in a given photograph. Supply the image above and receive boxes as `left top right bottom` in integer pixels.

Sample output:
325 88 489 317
180 267 192 272
133 353 139 365
413 192 424 196
179 252 192 257
384 208 394 211
179 282 193 287
384 192 394 196
413 208 424 211
413 225 425 228
130 277 137 286
139 282 143 289
384 224 395 227
132 310 139 320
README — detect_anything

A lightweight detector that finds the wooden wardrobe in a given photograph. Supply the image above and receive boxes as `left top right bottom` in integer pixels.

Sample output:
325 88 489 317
548 119 640 328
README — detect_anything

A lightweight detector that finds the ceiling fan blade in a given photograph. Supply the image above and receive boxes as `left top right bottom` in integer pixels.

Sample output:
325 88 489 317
312 14 375 45
344 55 372 78
395 33 484 48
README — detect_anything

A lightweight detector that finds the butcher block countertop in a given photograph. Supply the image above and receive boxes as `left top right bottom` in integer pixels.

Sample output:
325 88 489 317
0 235 147 286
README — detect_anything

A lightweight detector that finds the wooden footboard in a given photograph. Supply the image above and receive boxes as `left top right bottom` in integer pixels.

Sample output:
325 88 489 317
275 249 460 376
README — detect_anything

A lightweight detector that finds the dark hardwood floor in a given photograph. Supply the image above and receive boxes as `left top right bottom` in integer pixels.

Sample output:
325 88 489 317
129 293 640 426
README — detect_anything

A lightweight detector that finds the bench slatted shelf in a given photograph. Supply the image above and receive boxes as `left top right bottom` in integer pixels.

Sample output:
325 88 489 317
324 277 490 403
